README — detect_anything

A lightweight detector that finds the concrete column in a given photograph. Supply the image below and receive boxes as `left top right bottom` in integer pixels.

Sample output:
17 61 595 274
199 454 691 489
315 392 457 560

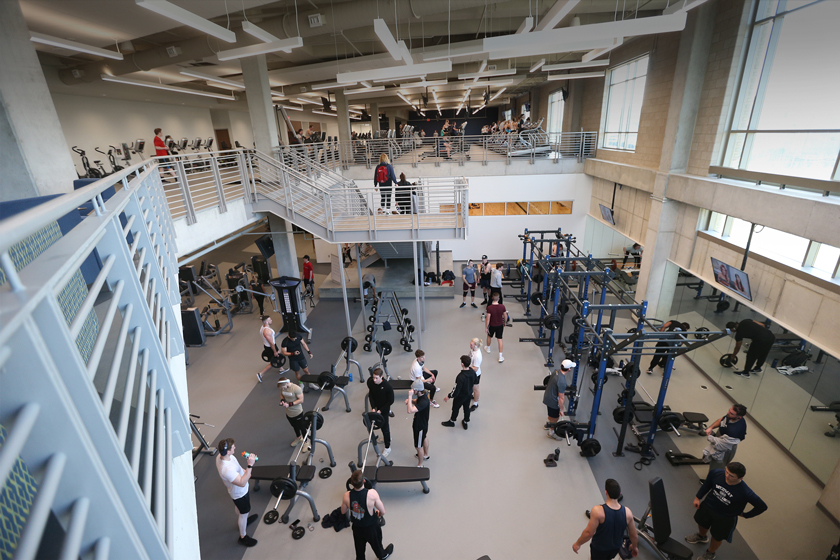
267 214 302 319
369 102 379 133
335 90 352 164
635 3 715 319
388 114 396 133
240 54 279 154
528 88 540 123
568 80 584 132
0 0 77 202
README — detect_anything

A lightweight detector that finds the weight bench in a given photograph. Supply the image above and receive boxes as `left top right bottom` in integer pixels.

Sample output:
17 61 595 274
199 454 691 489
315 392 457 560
348 460 431 494
300 372 351 412
665 450 706 466
251 464 320 523
636 477 693 560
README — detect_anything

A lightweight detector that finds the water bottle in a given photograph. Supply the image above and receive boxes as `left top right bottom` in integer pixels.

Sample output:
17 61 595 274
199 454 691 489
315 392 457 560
241 451 259 461
349 371 353 382
771 358 778 368
481 312 486 322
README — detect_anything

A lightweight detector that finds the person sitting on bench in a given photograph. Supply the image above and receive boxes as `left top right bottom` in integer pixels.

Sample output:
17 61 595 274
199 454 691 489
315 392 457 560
685 462 767 560
410 350 439 408
341 469 394 560
367 368 394 458
703 405 747 477
573 479 638 560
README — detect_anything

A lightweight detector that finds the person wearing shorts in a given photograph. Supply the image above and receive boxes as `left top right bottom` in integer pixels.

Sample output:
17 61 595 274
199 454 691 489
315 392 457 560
686 462 767 560
544 359 574 436
281 328 313 388
460 260 478 308
484 292 508 362
257 315 278 383
215 438 258 547
479 255 492 303
406 380 431 467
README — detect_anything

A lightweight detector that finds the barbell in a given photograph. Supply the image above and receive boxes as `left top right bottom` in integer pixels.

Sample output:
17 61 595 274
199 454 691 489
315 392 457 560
263 476 298 524
341 336 358 353
579 438 601 457
375 340 393 356
553 421 576 446
658 411 685 436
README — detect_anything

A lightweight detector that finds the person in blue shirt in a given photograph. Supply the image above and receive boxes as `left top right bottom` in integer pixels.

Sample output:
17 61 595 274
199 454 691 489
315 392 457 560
686 462 767 560
373 153 397 211
460 259 478 308
573 479 639 559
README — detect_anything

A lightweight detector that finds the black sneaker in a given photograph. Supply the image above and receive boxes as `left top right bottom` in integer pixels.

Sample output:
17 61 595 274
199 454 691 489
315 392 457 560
238 535 257 547
750 366 762 373
471 303 478 308
381 543 395 559
460 302 466 308
733 370 751 378
470 404 478 412
247 514 258 525
441 420 455 427
462 420 468 430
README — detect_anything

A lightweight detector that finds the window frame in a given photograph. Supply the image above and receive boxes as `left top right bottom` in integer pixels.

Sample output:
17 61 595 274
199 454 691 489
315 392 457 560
600 54 650 153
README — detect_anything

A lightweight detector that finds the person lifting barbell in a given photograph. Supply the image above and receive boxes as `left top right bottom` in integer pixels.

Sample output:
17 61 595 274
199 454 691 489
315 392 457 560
725 320 776 378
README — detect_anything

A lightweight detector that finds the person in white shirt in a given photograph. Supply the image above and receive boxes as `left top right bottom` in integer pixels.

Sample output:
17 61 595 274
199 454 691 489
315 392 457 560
469 337 483 411
410 349 440 407
215 438 258 547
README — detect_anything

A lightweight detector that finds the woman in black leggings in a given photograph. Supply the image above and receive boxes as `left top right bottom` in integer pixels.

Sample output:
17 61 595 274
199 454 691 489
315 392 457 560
647 321 689 374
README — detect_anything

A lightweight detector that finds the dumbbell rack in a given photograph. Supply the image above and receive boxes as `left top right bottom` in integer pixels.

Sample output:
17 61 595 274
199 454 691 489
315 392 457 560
363 290 415 352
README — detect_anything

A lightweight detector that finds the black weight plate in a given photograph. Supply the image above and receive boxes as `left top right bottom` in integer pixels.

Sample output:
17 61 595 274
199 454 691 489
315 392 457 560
580 438 601 457
319 467 332 479
292 526 306 539
317 371 337 391
271 355 286 369
543 375 551 386
404 345 412 352
554 421 576 437
368 315 375 322
366 325 374 333
371 306 377 313
404 317 411 325
376 340 393 356
264 510 279 524
627 328 637 334
719 354 736 368
716 300 731 312
694 327 710 340
364 411 385 430
531 293 544 306
363 344 372 352
613 407 629 424
401 308 409 316
341 337 358 353
396 325 404 333
364 334 372 342
303 410 325 431
270 477 297 499
543 314 562 330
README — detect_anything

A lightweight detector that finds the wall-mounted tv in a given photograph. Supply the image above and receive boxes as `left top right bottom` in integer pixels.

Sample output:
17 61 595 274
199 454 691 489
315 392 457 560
599 204 615 226
710 257 752 301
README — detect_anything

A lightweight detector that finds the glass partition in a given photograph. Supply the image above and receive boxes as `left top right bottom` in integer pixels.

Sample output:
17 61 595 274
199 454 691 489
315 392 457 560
668 267 840 483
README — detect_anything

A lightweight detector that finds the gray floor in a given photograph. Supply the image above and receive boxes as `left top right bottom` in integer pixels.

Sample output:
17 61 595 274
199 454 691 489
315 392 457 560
183 239 839 560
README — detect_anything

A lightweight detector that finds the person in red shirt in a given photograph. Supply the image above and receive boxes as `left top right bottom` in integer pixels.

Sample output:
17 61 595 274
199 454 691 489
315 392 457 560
153 128 175 181
302 255 314 290
484 292 508 363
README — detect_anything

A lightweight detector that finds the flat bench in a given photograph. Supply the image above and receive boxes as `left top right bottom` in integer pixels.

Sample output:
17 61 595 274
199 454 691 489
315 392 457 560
251 464 316 492
300 374 351 412
363 465 430 494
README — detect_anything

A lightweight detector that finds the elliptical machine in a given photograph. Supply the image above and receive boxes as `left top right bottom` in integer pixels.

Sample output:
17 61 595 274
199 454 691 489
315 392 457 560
72 146 102 178
107 145 125 173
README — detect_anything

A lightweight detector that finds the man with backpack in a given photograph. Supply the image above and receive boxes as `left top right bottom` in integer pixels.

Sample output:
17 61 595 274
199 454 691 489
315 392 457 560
373 154 397 211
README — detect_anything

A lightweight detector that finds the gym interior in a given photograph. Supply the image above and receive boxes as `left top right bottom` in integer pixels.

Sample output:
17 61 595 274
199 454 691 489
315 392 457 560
1 1 839 560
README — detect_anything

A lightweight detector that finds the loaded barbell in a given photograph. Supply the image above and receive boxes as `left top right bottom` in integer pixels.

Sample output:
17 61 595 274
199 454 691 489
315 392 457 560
341 336 358 353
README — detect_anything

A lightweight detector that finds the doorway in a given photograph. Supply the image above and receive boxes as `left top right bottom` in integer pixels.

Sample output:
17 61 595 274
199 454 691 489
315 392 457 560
214 129 231 151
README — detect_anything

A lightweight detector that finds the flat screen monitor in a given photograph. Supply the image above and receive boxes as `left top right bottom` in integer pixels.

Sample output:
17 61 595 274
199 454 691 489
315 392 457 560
599 204 615 226
710 257 752 301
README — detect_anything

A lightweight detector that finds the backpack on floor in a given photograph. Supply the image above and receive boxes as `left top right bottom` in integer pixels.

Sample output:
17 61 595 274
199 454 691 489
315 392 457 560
374 164 389 184
781 350 809 368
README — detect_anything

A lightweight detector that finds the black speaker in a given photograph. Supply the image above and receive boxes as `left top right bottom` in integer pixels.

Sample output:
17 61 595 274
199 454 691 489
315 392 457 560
255 234 275 260
179 265 198 295
182 307 206 347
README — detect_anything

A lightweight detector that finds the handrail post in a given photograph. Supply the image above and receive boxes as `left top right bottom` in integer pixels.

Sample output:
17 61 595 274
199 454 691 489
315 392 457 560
174 160 196 225
237 151 251 201
209 155 227 213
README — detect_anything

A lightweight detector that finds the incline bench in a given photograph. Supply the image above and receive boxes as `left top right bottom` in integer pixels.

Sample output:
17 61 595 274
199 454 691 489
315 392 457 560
348 460 431 494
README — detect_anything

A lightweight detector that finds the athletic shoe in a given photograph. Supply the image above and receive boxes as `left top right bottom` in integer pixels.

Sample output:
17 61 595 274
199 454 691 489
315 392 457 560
382 544 395 559
697 551 716 560
460 302 466 308
646 369 653 375
462 420 468 430
498 356 504 363
471 303 478 308
247 514 258 525
309 383 320 390
256 372 263 383
414 453 430 460
302 442 311 452
238 535 257 547
431 400 440 408
470 404 479 411
382 447 391 457
290 436 302 447
484 346 491 353
733 370 751 378
441 420 455 427
751 366 763 373
685 533 710 545
544 422 553 430
547 431 562 440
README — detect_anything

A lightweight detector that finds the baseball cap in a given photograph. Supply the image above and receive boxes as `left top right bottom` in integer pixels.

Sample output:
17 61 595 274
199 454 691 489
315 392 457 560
481 255 488 260
560 359 576 370
411 380 425 392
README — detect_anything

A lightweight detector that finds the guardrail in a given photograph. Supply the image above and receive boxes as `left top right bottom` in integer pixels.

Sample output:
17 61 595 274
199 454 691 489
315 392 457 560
708 165 840 196
1 160 189 559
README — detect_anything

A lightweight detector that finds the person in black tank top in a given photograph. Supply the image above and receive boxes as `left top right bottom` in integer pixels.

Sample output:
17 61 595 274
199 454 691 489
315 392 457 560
341 470 394 560
573 479 638 559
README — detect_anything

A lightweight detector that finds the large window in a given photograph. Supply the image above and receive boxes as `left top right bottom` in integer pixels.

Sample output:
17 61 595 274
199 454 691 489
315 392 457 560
547 90 565 134
723 0 840 180
602 55 649 151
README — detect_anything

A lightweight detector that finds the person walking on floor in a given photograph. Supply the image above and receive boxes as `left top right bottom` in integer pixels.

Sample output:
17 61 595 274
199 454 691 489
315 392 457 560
484 292 508 363
395 172 412 214
488 262 505 305
367 368 395 457
215 438 258 547
685 462 767 560
725 320 776 378
301 255 314 293
544 360 574 436
406 380 431 467
441 355 476 430
573 479 639 559
250 278 265 315
281 327 313 389
257 315 278 383
278 377 310 452
342 469 394 560
479 255 492 303
410 349 439 407
468 337 483 411
460 259 478 308
373 153 397 211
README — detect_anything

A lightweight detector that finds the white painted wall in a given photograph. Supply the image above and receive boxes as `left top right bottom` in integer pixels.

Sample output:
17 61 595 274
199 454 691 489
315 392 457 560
52 93 217 171
437 173 593 261
581 214 637 259
173 199 260 258
229 110 255 148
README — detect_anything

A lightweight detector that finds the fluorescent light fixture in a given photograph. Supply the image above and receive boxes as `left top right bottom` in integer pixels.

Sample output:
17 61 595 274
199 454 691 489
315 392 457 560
135 0 236 42
582 38 623 62
280 104 304 111
396 92 414 106
360 81 372 88
374 74 426 83
488 87 507 102
529 58 546 72
373 19 403 62
399 79 448 88
350 115 361 120
546 71 605 80
663 0 712 15
472 104 486 114
344 86 386 95
534 0 581 32
543 59 610 71
217 37 303 61
296 97 322 105
472 79 514 87
398 40 413 65
312 81 356 90
179 69 245 89
337 60 451 84
312 110 337 117
101 74 236 100
456 105 463 114
437 107 442 116
517 16 534 34
30 32 125 59
458 68 517 80
349 109 362 114
432 90 439 103
241 21 280 43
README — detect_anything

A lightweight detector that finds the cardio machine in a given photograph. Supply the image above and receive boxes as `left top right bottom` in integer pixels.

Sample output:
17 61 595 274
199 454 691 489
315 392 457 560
72 146 102 178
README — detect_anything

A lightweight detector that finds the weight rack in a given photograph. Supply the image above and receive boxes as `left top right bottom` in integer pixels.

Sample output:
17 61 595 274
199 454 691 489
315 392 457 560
363 290 416 353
